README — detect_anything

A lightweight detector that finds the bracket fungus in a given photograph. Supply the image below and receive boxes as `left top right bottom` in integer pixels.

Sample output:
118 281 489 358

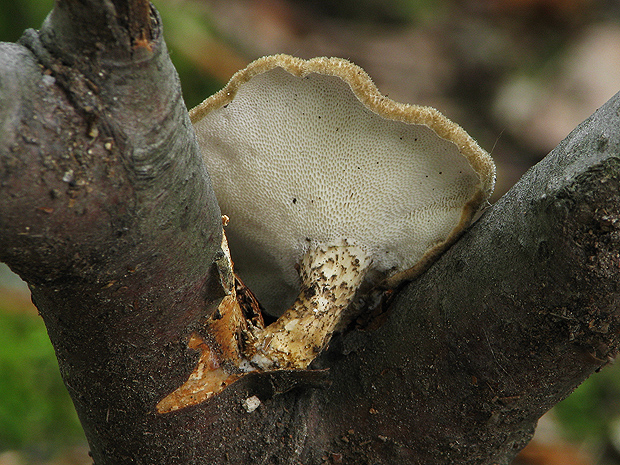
190 54 495 371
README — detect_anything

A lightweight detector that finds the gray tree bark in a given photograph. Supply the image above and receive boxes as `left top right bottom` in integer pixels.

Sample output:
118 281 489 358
1 1 619 464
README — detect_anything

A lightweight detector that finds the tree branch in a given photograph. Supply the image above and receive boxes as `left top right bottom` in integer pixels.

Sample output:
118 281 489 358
1 1 224 463
1 1 619 464
312 90 620 464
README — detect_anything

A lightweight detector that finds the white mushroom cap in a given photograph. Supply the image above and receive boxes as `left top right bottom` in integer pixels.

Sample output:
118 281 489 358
191 54 495 318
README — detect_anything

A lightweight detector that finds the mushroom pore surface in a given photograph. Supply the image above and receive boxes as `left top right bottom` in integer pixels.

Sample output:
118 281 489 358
191 55 495 317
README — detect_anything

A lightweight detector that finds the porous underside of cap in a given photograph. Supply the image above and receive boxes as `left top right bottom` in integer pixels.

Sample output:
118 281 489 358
191 55 495 315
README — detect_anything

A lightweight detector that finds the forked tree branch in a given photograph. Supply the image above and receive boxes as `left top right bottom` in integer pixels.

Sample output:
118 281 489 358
0 1 619 464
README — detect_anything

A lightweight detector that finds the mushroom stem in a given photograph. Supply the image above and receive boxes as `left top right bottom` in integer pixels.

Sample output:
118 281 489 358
250 241 372 369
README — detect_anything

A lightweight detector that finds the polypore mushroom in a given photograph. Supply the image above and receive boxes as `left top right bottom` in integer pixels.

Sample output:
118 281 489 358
190 54 495 370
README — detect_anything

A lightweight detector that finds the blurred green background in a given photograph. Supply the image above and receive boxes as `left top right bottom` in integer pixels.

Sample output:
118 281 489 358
1 0 620 464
